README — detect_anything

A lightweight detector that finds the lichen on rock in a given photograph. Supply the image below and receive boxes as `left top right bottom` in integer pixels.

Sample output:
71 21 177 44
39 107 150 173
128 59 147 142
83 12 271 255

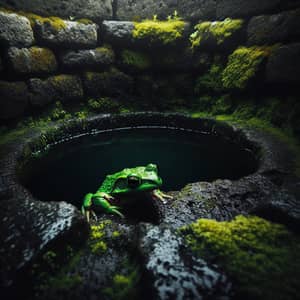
222 46 271 89
8 46 57 75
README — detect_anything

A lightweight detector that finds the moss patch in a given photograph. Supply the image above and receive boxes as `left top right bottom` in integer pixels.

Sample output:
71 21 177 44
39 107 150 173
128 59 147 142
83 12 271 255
121 49 151 70
222 46 271 89
103 260 141 300
132 18 186 45
180 215 300 300
190 18 243 49
89 220 112 254
194 56 225 93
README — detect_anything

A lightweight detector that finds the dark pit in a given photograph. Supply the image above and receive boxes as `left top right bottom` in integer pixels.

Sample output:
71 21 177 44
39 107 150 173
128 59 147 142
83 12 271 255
20 125 259 222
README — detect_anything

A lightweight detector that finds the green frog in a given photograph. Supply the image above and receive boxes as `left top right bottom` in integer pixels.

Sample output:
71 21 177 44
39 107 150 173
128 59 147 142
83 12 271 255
81 163 173 222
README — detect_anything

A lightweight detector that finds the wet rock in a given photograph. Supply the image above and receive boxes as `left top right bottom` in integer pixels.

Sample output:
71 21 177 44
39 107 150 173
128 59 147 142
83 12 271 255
83 68 133 97
139 224 231 300
247 9 300 45
7 47 57 76
266 43 300 83
0 81 28 120
0 199 88 289
34 19 98 49
60 46 115 70
101 20 134 46
162 175 282 229
0 11 34 48
251 189 300 232
29 74 83 106
216 0 281 19
0 0 112 22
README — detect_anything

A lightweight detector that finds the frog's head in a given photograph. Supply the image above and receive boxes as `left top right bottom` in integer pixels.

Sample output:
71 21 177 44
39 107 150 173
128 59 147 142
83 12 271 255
112 163 162 195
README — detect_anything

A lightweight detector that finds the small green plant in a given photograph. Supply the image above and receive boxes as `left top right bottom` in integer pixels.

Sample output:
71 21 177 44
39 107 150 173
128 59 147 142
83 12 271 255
87 97 120 113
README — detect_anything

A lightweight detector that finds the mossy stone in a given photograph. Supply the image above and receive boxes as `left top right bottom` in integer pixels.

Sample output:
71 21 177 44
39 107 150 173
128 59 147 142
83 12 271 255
7 46 57 75
180 215 300 300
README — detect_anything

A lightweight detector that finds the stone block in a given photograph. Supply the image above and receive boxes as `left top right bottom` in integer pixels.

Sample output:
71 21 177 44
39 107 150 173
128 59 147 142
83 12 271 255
0 11 34 47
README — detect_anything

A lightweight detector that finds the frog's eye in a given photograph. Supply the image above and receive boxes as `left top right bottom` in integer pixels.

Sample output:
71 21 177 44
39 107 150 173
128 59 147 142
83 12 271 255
145 163 158 173
127 175 141 189
114 178 127 190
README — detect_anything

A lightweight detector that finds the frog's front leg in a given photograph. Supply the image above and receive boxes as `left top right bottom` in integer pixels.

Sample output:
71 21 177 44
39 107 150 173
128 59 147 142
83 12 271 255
151 189 173 204
82 192 124 222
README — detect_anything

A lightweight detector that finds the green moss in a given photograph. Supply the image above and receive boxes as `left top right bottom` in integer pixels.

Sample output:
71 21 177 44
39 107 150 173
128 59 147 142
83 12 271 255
104 261 140 300
87 97 121 113
27 13 67 30
132 18 186 45
180 215 300 299
190 18 243 49
121 49 151 70
89 220 112 254
195 62 225 93
76 18 94 25
222 46 271 89
32 246 83 298
29 47 56 72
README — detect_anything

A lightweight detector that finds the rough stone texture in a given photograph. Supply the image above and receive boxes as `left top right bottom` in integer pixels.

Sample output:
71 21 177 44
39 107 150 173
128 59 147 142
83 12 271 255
0 0 112 21
28 78 54 107
35 19 98 49
0 198 89 289
83 68 133 97
0 81 28 120
46 74 84 103
139 224 231 300
216 0 281 19
247 9 300 45
101 20 134 46
115 0 217 21
115 0 177 21
28 74 84 106
266 43 300 83
0 11 34 48
176 0 217 21
60 47 115 70
154 50 212 71
7 47 57 75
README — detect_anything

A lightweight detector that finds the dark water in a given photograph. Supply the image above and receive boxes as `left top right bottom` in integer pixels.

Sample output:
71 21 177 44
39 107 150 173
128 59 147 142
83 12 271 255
21 127 258 207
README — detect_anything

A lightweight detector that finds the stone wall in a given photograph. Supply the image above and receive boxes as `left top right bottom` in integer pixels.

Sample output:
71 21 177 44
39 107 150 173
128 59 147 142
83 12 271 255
0 2 300 123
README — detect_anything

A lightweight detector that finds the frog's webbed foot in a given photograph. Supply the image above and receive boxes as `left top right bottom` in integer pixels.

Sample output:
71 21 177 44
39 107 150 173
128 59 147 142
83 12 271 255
152 189 173 204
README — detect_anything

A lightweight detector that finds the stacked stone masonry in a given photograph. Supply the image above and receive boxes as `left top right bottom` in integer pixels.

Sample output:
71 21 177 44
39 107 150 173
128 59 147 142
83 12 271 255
0 0 300 120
